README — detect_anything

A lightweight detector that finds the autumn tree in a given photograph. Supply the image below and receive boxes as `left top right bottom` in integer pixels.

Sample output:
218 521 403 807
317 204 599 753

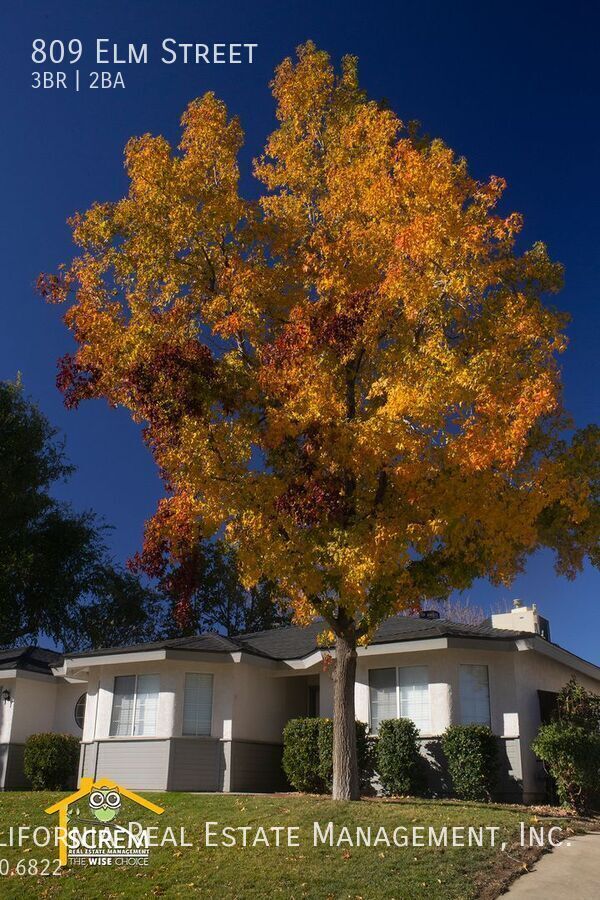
147 539 291 637
42 43 599 799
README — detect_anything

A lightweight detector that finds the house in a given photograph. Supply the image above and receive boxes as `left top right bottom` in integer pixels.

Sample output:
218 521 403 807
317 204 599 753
1 602 599 802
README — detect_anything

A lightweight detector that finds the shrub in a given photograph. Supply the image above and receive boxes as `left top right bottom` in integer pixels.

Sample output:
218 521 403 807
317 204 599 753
532 679 600 812
556 677 600 729
442 725 498 801
283 718 374 793
375 718 426 795
282 718 323 792
24 733 81 790
532 722 600 812
317 719 375 791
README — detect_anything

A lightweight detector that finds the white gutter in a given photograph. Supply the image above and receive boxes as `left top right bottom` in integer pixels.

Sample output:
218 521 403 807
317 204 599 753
58 647 279 673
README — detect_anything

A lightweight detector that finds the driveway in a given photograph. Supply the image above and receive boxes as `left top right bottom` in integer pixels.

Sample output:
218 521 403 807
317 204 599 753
506 832 600 899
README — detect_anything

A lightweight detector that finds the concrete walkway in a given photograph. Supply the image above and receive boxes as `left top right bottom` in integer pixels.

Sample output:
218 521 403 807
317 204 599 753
506 832 600 898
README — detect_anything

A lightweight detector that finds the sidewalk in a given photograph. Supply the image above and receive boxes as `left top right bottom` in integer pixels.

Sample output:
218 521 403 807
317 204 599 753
506 833 600 899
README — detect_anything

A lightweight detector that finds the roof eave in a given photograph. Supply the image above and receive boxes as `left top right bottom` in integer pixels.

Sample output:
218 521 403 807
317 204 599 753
517 635 600 681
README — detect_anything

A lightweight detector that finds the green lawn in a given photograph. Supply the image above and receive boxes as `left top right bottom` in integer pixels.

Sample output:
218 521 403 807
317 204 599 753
0 792 581 899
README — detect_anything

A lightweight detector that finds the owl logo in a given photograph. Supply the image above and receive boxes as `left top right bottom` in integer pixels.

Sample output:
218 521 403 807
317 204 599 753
88 787 122 822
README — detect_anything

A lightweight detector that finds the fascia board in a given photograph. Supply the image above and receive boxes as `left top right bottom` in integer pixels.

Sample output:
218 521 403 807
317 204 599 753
520 635 600 681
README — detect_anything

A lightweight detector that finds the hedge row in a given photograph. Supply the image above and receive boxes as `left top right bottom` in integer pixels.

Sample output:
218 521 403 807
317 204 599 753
283 717 498 800
282 718 375 792
23 733 80 790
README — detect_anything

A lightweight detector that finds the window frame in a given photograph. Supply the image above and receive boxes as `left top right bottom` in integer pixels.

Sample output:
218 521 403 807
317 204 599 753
458 664 491 727
74 692 87 730
182 672 214 737
109 673 160 738
368 665 431 735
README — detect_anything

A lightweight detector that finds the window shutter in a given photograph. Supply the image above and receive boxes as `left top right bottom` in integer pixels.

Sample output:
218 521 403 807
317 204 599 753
183 673 213 736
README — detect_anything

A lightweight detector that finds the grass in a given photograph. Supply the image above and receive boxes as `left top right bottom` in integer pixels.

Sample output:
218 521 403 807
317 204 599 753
0 791 584 899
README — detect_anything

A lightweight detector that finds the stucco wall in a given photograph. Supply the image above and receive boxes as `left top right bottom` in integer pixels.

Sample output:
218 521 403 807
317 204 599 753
324 642 599 802
514 648 600 800
0 674 85 788
319 645 522 738
53 681 87 736
10 676 57 743
231 665 306 742
83 657 307 746
90 658 232 740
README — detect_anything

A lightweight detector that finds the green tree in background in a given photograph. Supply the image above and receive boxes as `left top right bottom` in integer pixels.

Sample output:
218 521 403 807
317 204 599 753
150 539 291 637
0 379 162 650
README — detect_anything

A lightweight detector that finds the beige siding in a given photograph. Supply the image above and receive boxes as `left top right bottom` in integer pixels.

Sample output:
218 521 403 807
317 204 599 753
229 740 286 792
168 738 222 791
94 740 170 789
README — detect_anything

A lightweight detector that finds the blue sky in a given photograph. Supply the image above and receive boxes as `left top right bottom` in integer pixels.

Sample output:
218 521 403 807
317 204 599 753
2 1 598 660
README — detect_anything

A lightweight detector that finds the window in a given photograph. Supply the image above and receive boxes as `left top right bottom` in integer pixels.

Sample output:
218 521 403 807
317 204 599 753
182 673 213 736
459 665 491 726
110 674 160 736
74 693 87 730
398 666 430 733
369 666 430 733
369 668 397 733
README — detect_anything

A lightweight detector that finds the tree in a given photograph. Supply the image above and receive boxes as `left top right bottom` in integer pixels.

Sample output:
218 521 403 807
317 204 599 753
0 379 163 650
59 565 165 652
42 43 599 799
410 597 487 627
140 539 291 637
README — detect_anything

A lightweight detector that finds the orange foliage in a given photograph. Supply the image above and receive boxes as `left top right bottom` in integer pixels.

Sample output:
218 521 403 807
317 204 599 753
42 43 597 642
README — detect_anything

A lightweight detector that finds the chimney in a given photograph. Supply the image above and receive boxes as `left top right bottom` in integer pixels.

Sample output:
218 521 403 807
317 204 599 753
490 600 551 640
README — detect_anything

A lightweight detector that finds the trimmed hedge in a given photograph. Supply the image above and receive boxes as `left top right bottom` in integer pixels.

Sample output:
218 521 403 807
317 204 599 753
282 719 323 793
375 718 425 796
283 718 374 793
24 732 81 790
441 725 498 801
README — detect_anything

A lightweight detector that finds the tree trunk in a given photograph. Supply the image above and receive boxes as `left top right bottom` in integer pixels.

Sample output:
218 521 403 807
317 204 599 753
332 630 360 800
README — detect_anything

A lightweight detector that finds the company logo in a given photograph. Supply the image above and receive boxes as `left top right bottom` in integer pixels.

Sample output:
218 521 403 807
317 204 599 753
45 777 164 867
88 786 122 822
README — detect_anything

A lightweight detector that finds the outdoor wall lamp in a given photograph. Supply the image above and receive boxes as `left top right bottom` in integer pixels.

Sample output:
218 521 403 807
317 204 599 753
1 688 11 704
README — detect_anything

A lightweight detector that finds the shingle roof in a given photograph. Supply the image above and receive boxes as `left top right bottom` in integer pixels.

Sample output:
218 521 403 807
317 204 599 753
65 631 273 661
64 615 529 663
0 646 63 675
237 616 529 660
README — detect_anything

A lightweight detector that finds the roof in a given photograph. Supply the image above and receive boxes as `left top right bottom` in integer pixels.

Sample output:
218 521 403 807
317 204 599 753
64 615 530 663
64 631 274 661
0 646 63 675
237 616 530 660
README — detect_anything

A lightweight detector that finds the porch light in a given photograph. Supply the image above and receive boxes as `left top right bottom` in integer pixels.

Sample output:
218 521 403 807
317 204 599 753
2 688 10 704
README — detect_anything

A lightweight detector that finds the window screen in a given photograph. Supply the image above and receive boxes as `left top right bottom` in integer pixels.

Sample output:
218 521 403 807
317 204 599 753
369 668 397 733
110 674 159 736
183 673 213 736
398 666 430 732
459 664 491 726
